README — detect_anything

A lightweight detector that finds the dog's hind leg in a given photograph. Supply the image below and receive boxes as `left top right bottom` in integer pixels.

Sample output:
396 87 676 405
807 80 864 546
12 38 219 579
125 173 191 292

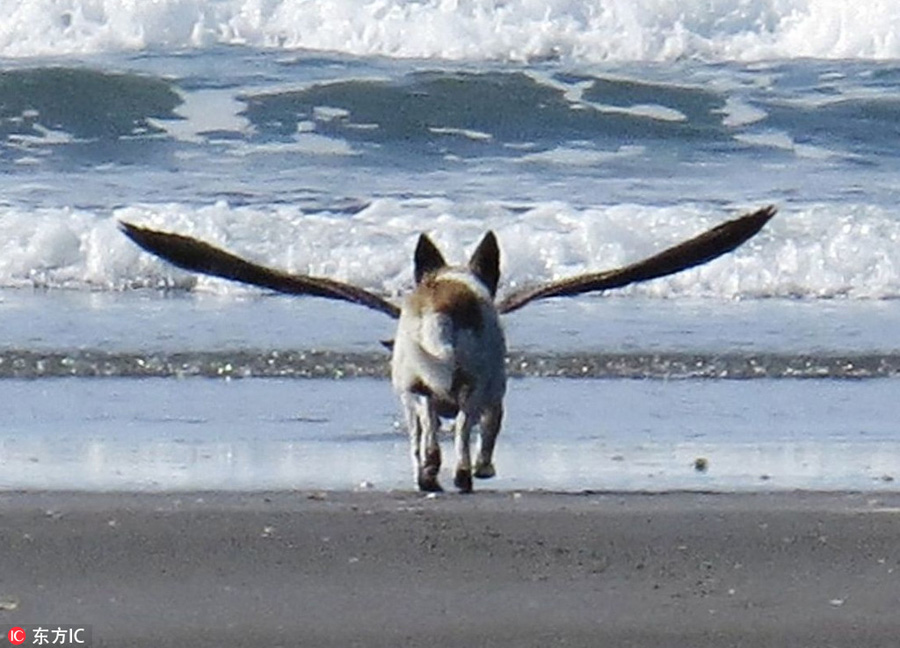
474 403 502 479
401 395 424 489
416 398 443 492
453 410 475 493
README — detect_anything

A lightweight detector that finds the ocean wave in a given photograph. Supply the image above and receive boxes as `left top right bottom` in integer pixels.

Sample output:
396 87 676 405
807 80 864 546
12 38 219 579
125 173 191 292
2 200 900 300
5 66 900 169
3 0 900 63
2 348 898 380
0 67 181 140
240 70 730 149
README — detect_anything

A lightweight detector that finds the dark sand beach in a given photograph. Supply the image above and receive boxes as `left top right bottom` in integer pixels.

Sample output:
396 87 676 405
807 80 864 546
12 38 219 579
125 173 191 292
1 490 898 647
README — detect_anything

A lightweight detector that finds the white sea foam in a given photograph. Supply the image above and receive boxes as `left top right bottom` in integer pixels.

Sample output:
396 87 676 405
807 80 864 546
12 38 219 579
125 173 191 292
721 97 769 128
587 102 688 122
517 144 645 166
156 89 251 144
4 0 900 62
2 199 900 301
734 130 845 160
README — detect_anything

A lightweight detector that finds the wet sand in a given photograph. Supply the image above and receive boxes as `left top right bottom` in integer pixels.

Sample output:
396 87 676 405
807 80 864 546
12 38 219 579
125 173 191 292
1 490 899 647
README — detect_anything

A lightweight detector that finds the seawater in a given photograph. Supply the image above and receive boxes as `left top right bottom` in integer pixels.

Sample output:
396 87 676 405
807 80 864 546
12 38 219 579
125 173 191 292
2 0 900 492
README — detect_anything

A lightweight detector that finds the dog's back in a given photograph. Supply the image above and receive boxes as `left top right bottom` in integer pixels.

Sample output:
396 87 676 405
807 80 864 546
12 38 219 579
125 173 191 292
391 268 506 417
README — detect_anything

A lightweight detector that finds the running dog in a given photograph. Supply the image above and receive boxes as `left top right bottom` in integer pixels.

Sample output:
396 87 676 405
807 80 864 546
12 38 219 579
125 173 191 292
121 205 775 492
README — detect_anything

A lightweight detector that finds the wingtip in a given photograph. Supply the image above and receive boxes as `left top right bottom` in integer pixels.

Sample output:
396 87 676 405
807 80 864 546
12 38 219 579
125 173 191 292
730 204 777 239
118 220 148 242
752 204 777 225
119 221 191 263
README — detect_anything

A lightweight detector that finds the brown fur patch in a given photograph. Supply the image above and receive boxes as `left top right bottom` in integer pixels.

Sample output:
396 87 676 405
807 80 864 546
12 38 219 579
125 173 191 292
409 377 432 397
410 277 483 331
409 376 459 418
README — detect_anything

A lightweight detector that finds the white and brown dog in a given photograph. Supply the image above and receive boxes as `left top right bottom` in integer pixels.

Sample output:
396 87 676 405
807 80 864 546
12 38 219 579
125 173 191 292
391 232 506 492
121 205 775 493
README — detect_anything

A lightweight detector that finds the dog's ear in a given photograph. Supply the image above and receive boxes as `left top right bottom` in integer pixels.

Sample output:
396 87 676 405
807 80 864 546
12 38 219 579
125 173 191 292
469 231 500 297
414 234 447 284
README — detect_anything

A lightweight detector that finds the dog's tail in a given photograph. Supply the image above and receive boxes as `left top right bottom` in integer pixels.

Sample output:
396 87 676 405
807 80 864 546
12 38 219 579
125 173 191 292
407 312 458 393
419 312 456 359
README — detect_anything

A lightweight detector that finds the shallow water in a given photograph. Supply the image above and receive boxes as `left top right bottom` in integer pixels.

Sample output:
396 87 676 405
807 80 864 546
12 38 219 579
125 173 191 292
1 376 897 493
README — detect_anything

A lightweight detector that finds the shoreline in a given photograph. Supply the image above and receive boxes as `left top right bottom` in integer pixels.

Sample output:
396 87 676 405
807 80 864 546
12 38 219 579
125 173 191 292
6 347 900 380
1 490 898 647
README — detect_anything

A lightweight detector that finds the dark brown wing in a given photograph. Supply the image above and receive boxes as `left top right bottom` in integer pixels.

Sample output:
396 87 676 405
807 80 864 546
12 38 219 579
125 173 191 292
120 222 401 319
497 205 776 315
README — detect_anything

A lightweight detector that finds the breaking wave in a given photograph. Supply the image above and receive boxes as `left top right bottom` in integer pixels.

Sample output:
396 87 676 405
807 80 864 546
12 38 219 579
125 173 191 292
4 0 900 63
2 200 900 301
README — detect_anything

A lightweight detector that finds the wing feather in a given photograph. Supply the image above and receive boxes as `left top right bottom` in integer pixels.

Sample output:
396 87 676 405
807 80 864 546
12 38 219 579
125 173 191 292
497 205 776 315
120 222 401 319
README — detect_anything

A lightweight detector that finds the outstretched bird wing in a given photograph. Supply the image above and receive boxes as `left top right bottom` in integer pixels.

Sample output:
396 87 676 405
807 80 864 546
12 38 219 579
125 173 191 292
496 205 776 315
120 222 402 319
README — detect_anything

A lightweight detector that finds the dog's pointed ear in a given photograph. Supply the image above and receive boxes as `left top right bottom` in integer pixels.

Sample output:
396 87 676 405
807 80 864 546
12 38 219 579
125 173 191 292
414 234 447 284
469 231 500 297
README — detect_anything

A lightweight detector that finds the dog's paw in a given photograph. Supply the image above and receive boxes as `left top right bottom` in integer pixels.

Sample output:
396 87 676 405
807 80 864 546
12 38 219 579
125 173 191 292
454 469 473 493
474 462 496 479
418 469 443 493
